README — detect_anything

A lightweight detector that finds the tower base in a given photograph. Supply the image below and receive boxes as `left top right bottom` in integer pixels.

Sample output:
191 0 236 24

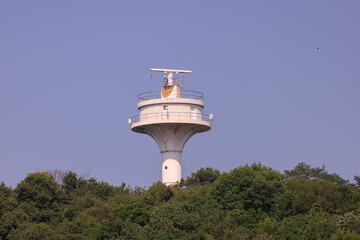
161 151 181 185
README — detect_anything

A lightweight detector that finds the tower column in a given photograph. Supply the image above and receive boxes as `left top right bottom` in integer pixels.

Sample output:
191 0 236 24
161 151 181 185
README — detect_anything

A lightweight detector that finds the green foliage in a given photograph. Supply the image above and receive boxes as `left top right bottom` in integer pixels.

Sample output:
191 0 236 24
147 202 203 239
44 234 92 240
255 217 278 239
330 229 360 240
285 162 348 186
275 204 337 239
62 171 78 193
354 176 360 187
0 182 14 219
63 207 77 221
6 222 54 240
277 205 336 240
15 172 63 210
1 163 359 239
211 163 290 219
287 178 343 214
116 202 149 226
93 181 115 200
62 172 98 198
143 182 174 205
336 211 360 234
185 167 221 187
0 208 29 239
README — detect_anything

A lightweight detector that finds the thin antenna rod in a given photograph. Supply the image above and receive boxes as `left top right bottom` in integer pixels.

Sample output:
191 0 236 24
180 53 183 90
180 52 183 70
150 75 152 91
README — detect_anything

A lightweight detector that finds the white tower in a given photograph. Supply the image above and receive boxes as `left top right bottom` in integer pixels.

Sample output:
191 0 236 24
129 68 213 185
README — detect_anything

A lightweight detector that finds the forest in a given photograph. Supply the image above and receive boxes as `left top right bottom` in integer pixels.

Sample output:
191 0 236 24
1 162 360 240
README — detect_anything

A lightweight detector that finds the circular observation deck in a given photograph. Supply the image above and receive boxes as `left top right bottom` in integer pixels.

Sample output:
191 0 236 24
130 111 212 133
130 90 212 132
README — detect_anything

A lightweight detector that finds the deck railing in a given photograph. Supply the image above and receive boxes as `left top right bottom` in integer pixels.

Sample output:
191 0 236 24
131 112 210 124
137 90 204 102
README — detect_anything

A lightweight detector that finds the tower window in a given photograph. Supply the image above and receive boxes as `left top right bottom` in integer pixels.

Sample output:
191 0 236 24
165 166 168 170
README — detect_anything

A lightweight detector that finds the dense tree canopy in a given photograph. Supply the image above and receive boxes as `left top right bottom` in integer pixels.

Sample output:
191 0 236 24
1 163 360 239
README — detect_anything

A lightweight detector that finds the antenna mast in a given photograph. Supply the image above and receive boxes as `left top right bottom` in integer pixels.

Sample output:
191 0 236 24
180 53 184 90
181 52 183 69
150 74 152 91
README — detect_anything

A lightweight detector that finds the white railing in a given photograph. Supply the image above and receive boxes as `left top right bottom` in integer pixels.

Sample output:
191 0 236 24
131 112 210 124
137 90 204 102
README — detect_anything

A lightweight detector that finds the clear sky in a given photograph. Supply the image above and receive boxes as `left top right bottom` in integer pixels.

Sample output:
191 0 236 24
1 1 359 188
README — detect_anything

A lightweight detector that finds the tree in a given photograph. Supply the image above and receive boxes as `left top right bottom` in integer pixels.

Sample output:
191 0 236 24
0 182 13 219
93 181 115 200
62 171 78 193
287 178 344 214
15 172 64 218
211 163 290 220
116 202 149 226
354 176 360 188
285 162 348 186
275 204 337 239
143 182 174 205
0 208 29 239
2 163 360 239
336 211 360 235
6 222 55 240
184 167 221 187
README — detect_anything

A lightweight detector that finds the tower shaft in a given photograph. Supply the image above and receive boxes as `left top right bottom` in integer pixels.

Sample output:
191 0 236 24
162 151 181 184
134 122 209 185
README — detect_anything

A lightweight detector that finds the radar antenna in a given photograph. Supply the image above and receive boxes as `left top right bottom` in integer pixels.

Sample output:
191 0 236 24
150 68 192 89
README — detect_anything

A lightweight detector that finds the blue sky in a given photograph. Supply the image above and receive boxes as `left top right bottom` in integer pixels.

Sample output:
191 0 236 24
1 1 359 188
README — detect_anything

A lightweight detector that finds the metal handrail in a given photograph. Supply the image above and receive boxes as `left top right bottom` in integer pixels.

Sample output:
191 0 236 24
137 90 204 102
131 112 210 124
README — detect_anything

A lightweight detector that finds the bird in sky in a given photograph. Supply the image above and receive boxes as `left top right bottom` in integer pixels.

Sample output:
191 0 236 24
316 47 321 52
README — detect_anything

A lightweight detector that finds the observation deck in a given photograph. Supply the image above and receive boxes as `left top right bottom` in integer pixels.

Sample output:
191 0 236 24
130 89 212 132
